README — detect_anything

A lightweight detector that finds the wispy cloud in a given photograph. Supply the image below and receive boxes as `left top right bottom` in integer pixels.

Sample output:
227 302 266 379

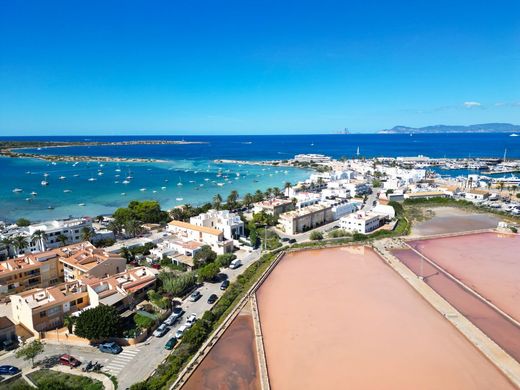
495 101 520 108
463 101 481 108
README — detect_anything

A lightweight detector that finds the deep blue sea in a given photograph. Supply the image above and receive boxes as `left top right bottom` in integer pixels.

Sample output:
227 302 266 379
1 134 518 222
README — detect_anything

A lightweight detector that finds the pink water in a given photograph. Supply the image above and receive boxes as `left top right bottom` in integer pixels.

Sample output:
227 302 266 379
256 246 514 390
409 232 520 322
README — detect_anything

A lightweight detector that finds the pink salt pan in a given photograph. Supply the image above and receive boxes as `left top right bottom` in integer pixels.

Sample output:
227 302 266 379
256 246 515 390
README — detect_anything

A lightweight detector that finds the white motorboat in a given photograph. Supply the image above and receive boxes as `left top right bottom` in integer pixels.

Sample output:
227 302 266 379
41 180 49 186
12 188 23 193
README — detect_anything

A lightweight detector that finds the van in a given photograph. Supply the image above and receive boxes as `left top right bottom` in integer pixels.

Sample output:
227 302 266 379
229 259 242 269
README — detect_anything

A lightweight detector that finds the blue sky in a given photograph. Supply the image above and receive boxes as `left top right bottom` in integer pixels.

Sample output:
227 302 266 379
0 1 519 135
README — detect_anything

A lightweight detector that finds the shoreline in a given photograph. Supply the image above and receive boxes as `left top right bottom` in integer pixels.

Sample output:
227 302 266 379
0 140 207 163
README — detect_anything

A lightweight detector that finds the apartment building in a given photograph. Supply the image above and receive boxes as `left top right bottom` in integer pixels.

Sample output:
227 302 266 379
11 281 90 334
0 242 125 298
11 267 157 335
190 209 244 239
253 199 294 216
0 218 93 255
167 220 234 254
0 250 63 298
340 212 381 234
279 204 333 235
84 267 157 313
59 242 126 282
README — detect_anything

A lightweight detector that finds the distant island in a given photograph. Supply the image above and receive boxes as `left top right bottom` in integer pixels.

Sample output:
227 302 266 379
378 123 520 134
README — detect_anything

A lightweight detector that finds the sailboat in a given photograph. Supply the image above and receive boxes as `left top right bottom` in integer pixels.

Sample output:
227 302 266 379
177 177 183 186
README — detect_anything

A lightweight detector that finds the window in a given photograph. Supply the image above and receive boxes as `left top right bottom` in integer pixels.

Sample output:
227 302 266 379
77 297 83 304
39 311 46 318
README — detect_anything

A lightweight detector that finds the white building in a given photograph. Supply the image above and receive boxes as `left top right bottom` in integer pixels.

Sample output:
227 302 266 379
340 212 381 234
372 204 396 219
343 181 371 197
190 209 244 240
0 218 93 255
321 200 358 220
321 187 350 199
167 220 233 254
294 154 332 164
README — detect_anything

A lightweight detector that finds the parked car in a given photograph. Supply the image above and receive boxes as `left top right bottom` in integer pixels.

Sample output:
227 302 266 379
59 354 81 367
189 290 202 302
281 237 289 242
165 337 178 350
172 306 185 319
229 259 242 269
186 313 197 327
288 239 297 244
151 263 161 270
220 280 230 290
153 323 169 337
175 324 188 339
207 294 218 304
165 314 180 326
98 342 122 354
0 365 20 375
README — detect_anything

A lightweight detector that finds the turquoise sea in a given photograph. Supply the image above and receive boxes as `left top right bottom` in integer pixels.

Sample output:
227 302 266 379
1 133 518 222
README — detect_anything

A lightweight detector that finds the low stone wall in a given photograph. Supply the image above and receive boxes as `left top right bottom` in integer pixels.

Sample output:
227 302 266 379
40 326 148 346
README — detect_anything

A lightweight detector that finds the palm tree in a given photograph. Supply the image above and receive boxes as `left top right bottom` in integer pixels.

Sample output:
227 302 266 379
30 230 48 252
12 235 28 256
265 187 273 199
125 220 143 238
227 190 239 210
254 189 264 202
56 234 68 247
1 237 13 259
497 182 505 193
272 187 282 198
284 182 292 197
63 315 76 333
81 227 94 242
213 194 223 210
107 221 123 236
243 193 254 208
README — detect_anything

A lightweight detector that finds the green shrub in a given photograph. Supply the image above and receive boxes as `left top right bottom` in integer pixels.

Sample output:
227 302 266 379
309 231 324 241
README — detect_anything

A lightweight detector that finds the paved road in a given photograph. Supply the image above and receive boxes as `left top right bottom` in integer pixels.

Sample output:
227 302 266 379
115 247 261 389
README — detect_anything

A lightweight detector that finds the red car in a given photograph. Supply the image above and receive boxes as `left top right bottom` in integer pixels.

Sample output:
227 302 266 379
59 354 81 367
151 263 161 269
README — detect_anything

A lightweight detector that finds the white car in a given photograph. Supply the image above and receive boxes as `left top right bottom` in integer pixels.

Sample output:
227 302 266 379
229 259 242 269
175 325 188 339
185 313 197 328
153 323 169 337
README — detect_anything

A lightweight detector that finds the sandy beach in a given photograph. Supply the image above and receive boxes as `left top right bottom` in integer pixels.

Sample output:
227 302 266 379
256 246 515 390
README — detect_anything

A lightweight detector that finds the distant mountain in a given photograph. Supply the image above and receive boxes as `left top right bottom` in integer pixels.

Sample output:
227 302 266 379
378 123 520 134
